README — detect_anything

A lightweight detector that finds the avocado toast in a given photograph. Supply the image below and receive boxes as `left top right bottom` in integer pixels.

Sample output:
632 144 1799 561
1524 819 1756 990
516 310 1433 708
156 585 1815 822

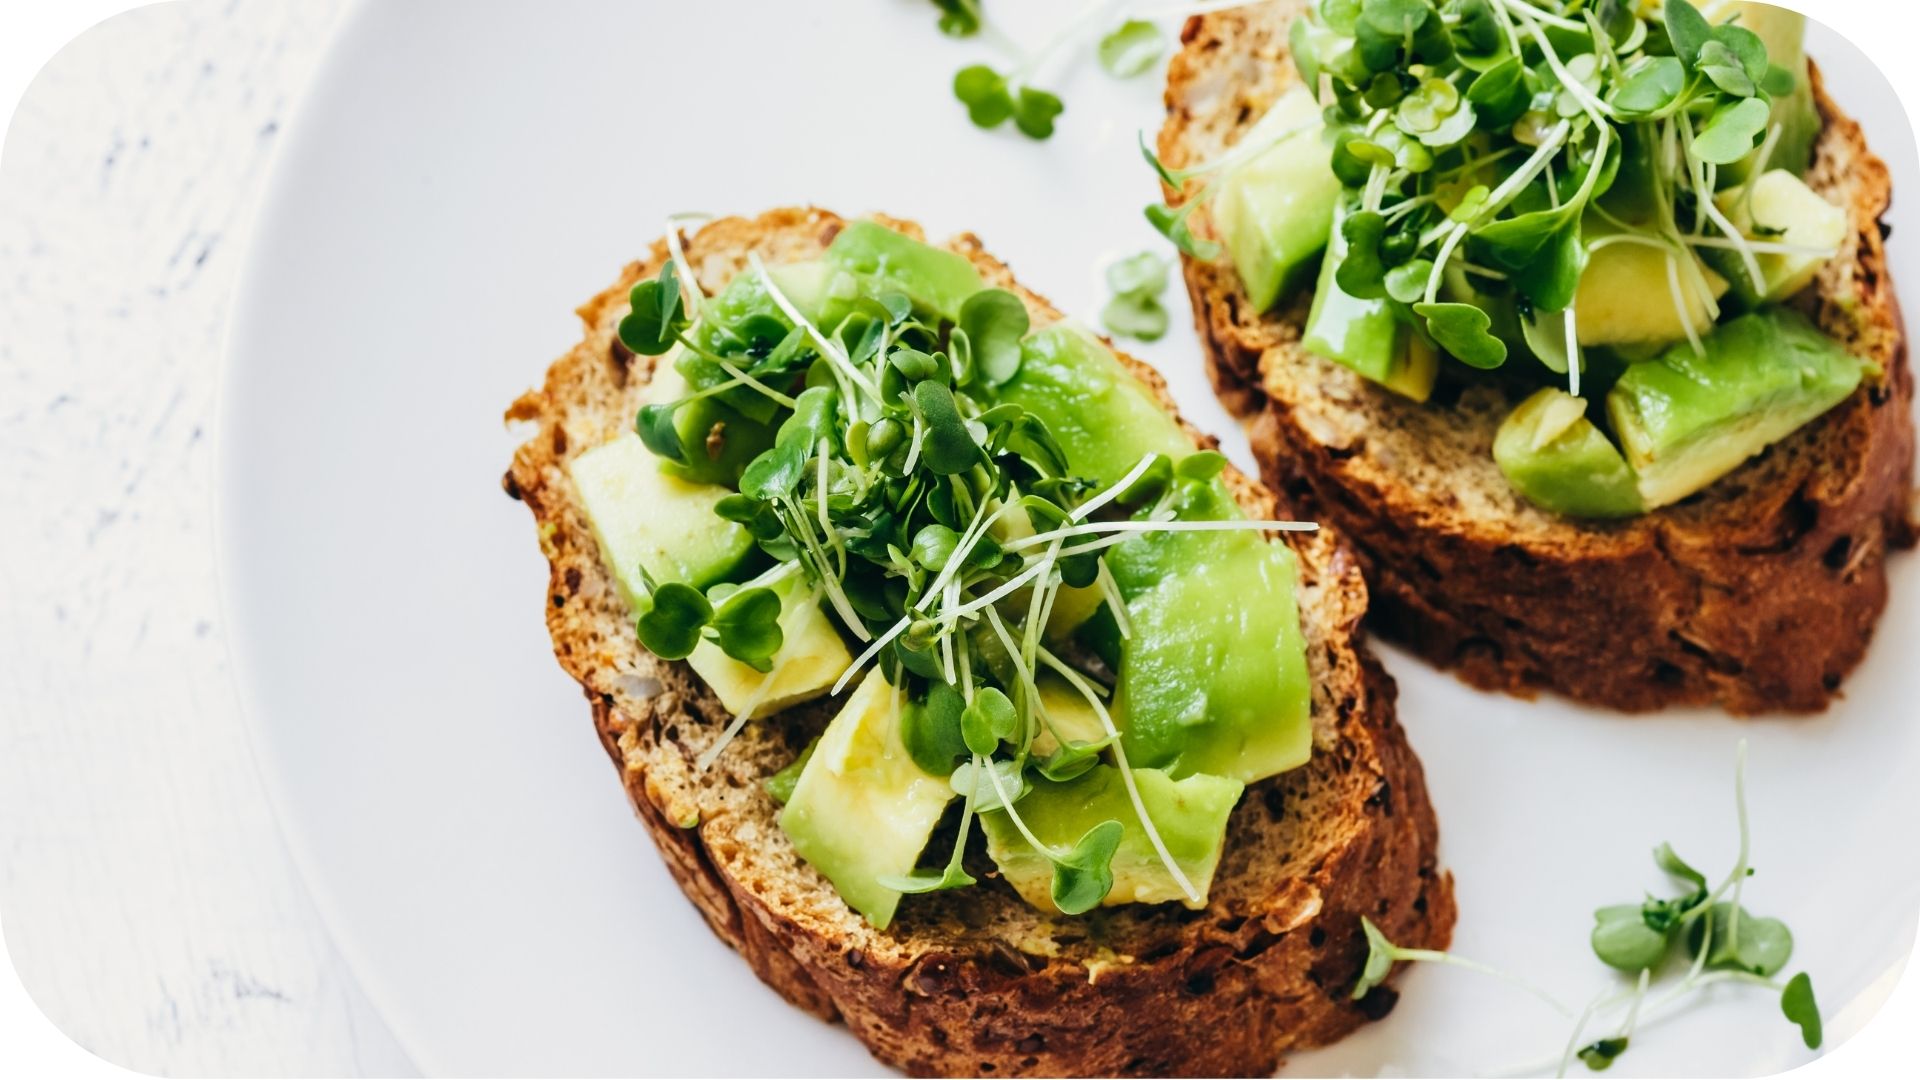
1159 0 1915 713
505 207 1453 1076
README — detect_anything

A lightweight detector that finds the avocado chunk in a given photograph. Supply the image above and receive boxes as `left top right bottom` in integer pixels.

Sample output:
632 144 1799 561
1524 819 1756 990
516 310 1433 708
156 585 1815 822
1104 480 1313 784
998 327 1313 786
1709 170 1846 307
980 766 1243 911
569 433 755 604
571 379 849 719
1607 308 1864 508
1494 388 1645 519
823 220 985 324
1000 325 1194 479
1302 203 1439 402
1575 222 1730 347
1212 84 1340 312
779 669 953 929
644 358 778 488
688 571 852 720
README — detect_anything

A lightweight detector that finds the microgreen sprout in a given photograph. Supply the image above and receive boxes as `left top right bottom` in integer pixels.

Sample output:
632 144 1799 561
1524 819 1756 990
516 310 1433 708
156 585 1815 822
934 1 1227 140
1102 251 1172 342
1352 740 1822 1074
627 223 1318 916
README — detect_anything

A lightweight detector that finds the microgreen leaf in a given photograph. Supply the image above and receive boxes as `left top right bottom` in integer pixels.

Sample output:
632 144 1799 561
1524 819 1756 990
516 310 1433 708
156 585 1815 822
710 586 783 671
913 380 980 475
739 439 807 501
902 682 970 775
929 0 981 37
778 385 839 450
619 260 690 356
1107 251 1169 298
635 401 686 462
1102 295 1169 342
1336 210 1390 299
880 863 978 893
959 289 1030 386
1611 56 1686 117
1352 915 1399 999
762 736 817 806
961 686 1018 755
1097 19 1165 78
1414 302 1507 368
1037 739 1107 782
950 757 1027 812
1384 260 1432 304
1012 86 1065 140
1780 972 1822 1049
1144 201 1221 260
954 64 1014 128
635 582 711 660
1653 842 1708 890
1577 1037 1630 1071
1696 40 1755 98
1689 903 1793 976
911 523 960 571
1466 57 1529 127
1050 819 1124 915
1591 904 1672 972
1664 0 1714 70
1692 97 1772 165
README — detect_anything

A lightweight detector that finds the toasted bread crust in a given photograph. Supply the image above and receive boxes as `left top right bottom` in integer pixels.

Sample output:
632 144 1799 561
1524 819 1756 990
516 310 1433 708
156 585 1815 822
1163 3 1917 713
507 207 1453 1075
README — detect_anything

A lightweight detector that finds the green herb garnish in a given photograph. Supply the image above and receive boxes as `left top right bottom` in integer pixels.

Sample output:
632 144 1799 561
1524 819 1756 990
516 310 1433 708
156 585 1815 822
1353 740 1822 1073
1102 251 1172 342
632 239 1315 914
1151 0 1809 399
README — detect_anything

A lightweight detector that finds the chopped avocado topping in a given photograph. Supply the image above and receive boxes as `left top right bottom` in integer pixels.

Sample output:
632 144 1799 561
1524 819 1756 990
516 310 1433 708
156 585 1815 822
687 571 851 721
1001 324 1313 785
1608 308 1865 508
982 766 1243 912
589 222 1319 924
823 220 985 324
568 434 755 603
1167 1 1859 517
1709 170 1846 307
1212 84 1340 311
1575 225 1729 348
1302 201 1439 402
780 670 953 928
1495 388 1645 519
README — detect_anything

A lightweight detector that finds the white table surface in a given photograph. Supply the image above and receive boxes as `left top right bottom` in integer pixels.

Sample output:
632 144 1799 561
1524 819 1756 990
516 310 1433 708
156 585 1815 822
0 1 413 1073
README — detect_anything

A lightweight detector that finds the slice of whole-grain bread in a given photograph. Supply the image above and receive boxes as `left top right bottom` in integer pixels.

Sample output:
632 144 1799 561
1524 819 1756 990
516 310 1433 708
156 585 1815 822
505 207 1454 1077
1161 1 1917 714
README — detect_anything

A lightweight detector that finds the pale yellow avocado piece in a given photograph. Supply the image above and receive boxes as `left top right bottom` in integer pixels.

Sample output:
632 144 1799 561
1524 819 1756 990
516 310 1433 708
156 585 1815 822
1712 170 1846 305
572 359 850 718
981 765 1243 912
779 669 955 928
1029 674 1110 759
568 435 754 607
1213 84 1340 312
688 572 851 720
1575 232 1728 347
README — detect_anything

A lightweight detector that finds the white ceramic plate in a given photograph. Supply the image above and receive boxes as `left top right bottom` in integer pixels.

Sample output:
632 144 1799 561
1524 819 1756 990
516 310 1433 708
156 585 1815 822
219 2 1920 1075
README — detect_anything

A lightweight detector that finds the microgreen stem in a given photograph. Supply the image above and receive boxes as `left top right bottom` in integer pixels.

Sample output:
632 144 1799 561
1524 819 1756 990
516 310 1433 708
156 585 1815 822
748 252 882 404
1038 646 1199 903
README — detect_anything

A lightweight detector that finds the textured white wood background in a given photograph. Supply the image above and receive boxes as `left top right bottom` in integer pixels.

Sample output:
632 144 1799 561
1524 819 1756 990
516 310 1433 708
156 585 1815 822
0 1 414 1073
